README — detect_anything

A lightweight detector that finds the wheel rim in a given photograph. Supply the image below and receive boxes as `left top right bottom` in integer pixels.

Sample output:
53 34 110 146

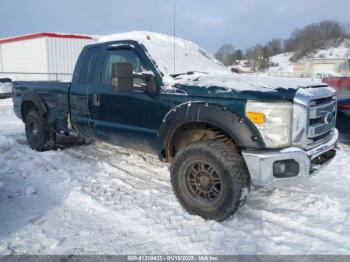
185 161 222 202
30 122 40 144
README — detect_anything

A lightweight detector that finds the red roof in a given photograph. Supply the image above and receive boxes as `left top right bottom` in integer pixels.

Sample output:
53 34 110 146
0 32 93 44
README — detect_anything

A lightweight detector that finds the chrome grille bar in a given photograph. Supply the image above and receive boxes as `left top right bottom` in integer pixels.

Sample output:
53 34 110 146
292 86 337 149
309 101 336 119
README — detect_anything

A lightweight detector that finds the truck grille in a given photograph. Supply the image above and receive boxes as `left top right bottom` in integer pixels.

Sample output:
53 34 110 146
307 96 336 147
292 86 337 149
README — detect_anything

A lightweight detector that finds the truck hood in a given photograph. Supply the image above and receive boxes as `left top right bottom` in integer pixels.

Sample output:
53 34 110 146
169 73 326 101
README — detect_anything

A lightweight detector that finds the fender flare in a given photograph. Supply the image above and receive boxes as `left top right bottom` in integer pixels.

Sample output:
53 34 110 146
157 101 265 161
20 91 48 120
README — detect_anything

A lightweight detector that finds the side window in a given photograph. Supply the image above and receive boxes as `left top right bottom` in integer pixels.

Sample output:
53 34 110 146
77 47 100 84
101 49 145 88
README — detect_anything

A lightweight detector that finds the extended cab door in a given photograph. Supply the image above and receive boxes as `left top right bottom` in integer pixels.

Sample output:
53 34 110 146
70 46 101 138
89 47 159 153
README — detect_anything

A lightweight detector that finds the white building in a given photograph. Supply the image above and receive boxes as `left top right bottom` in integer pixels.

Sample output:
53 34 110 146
0 32 97 81
306 58 350 78
293 58 350 78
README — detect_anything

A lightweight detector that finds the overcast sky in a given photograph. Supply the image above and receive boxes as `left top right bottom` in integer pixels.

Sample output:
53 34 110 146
1 0 349 53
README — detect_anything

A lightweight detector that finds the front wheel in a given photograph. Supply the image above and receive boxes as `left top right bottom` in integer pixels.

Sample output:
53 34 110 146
170 140 250 221
25 110 56 151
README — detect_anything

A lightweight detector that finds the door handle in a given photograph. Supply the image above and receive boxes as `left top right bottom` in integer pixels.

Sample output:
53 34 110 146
92 93 101 106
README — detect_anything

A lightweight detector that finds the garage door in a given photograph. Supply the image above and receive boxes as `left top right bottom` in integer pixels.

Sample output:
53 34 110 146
313 63 335 76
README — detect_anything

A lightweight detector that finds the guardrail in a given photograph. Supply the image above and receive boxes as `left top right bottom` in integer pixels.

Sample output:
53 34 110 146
265 72 310 78
0 72 73 81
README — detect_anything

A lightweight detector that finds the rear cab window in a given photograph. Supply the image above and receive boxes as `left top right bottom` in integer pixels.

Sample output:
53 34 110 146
76 47 101 84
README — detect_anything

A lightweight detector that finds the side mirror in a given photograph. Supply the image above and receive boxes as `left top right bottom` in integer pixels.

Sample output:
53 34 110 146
0 78 12 83
111 63 133 91
131 72 157 95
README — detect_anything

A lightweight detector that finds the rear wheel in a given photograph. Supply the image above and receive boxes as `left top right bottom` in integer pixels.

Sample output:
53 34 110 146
25 110 56 151
170 140 250 221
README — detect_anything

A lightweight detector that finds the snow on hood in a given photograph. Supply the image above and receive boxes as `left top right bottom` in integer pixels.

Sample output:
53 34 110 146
173 73 322 93
98 31 228 77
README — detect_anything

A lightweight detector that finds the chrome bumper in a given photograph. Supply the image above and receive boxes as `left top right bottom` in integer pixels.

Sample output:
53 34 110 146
242 129 339 187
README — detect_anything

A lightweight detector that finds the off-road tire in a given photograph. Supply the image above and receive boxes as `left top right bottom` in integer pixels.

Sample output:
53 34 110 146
25 110 56 151
170 140 250 221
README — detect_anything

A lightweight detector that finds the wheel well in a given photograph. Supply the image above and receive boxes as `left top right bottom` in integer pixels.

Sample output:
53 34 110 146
165 122 236 161
21 101 37 121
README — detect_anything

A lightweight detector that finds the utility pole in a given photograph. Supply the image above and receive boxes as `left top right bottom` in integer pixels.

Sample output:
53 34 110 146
173 1 176 75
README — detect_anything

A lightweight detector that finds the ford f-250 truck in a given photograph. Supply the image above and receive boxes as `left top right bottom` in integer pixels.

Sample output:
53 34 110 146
12 32 338 221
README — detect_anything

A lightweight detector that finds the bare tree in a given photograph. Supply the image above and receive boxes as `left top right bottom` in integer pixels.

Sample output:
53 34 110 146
214 44 235 66
244 44 270 71
266 38 283 56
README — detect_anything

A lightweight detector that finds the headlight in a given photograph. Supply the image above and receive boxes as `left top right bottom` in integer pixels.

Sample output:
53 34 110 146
245 101 292 148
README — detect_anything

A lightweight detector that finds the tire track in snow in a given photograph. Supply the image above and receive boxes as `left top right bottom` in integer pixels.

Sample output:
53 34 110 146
66 143 172 188
64 154 215 252
242 206 350 252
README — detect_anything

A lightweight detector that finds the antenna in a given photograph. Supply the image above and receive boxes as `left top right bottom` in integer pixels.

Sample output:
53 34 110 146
173 1 176 74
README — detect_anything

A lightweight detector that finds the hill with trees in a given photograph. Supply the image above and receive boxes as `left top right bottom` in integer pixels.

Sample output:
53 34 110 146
214 20 350 72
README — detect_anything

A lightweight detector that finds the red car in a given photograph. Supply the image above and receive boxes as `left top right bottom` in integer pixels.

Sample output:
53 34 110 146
323 77 350 115
323 77 350 98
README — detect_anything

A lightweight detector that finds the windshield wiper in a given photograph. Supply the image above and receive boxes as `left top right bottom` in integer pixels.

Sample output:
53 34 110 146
170 71 208 78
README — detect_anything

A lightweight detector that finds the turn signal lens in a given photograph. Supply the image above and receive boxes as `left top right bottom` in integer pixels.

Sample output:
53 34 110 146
246 112 265 124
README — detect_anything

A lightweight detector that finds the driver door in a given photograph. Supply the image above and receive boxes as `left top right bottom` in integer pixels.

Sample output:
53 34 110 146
90 48 159 153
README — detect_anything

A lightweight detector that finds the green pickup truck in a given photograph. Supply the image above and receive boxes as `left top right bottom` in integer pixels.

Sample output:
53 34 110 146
13 32 338 221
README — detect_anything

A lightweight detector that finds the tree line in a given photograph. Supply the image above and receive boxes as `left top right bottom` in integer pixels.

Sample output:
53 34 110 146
214 20 350 71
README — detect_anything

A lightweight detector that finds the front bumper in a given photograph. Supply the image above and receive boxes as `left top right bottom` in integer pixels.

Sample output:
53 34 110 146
242 129 339 187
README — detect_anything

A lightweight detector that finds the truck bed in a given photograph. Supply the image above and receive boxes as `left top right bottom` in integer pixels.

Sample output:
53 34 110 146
13 81 71 132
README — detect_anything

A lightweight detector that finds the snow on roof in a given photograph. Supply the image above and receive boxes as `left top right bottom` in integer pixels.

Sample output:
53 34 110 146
98 31 228 78
0 32 95 44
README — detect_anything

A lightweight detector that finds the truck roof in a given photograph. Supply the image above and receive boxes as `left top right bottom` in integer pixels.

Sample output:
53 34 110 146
98 31 228 78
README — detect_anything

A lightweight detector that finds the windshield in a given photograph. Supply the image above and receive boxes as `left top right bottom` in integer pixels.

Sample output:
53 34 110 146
99 31 229 77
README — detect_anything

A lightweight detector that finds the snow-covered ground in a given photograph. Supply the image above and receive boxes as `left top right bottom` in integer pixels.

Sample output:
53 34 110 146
1 98 350 255
267 52 294 73
265 39 350 74
313 39 350 59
